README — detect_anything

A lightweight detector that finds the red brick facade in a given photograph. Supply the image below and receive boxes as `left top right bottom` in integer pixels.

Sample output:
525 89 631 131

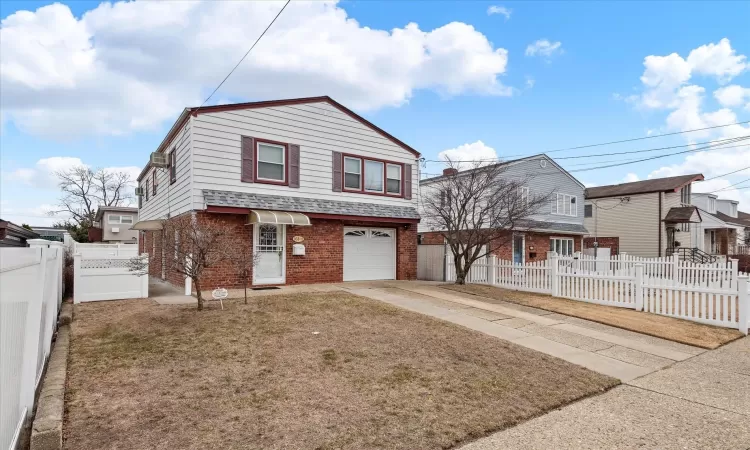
583 236 620 255
419 230 583 262
144 213 417 289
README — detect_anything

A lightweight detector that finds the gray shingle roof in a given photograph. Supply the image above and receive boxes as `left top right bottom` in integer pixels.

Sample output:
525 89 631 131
202 190 420 220
518 220 589 234
585 174 703 199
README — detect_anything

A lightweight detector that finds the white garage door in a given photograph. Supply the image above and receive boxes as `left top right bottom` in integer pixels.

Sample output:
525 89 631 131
343 227 396 281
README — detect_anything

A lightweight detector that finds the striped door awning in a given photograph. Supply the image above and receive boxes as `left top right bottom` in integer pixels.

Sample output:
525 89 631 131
248 210 311 226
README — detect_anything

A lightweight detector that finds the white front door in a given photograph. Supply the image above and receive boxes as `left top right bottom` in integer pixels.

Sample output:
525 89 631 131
343 227 397 281
253 224 285 285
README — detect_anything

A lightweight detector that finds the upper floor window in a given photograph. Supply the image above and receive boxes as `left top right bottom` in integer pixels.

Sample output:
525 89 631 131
256 140 287 184
170 149 177 184
343 154 404 197
680 184 691 205
584 204 593 218
552 193 577 217
708 197 716 213
518 186 529 206
109 215 134 225
731 203 737 217
152 172 158 196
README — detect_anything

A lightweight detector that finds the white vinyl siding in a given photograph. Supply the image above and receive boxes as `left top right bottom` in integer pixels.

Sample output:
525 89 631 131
139 120 193 221
190 101 418 209
101 211 139 243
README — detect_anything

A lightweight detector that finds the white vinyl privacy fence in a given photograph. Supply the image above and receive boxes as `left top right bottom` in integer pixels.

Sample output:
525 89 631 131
447 252 749 335
0 240 63 450
74 254 148 303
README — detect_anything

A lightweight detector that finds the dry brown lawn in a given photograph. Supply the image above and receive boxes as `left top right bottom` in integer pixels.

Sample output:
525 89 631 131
443 284 742 349
65 291 617 450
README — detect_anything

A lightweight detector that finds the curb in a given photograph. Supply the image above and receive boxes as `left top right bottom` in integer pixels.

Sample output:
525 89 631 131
29 303 72 450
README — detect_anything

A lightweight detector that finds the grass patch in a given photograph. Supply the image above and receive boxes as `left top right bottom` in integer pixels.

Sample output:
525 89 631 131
443 284 742 349
65 291 618 450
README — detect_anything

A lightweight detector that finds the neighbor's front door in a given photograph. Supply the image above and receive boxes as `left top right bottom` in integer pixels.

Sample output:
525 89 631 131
512 234 524 265
253 224 285 285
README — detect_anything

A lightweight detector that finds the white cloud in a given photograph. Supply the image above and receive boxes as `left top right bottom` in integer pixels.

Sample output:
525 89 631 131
622 173 640 183
525 39 563 58
8 156 86 188
438 140 498 170
0 1 513 139
714 84 750 109
525 76 535 89
685 38 747 83
487 5 511 19
0 203 66 227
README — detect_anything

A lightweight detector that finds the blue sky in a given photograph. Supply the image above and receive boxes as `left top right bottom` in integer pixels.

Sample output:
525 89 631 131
2 0 750 225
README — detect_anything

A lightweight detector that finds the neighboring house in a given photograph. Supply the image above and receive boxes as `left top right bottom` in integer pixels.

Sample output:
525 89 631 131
584 174 705 259
0 219 39 247
691 193 748 255
134 96 419 288
29 226 66 242
91 206 139 244
418 154 589 263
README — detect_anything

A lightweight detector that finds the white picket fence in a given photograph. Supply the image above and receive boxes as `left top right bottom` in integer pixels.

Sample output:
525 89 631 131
71 242 139 258
0 240 63 450
73 254 149 303
446 252 749 335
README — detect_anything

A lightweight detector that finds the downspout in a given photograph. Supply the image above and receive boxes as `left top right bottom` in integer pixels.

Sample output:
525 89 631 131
658 192 662 257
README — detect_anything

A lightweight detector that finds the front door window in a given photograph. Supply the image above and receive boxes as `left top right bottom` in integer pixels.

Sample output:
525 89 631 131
513 235 524 265
254 224 285 284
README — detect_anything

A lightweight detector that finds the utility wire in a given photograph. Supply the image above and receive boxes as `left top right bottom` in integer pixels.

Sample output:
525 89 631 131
703 165 750 182
707 178 750 194
193 0 291 113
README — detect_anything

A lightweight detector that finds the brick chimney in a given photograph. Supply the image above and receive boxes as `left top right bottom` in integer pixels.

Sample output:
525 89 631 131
443 168 459 176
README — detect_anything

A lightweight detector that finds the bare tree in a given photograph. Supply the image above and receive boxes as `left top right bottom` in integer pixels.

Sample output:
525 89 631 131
228 231 259 305
51 166 135 229
421 160 553 284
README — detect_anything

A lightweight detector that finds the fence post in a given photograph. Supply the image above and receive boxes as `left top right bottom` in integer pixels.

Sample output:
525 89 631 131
634 263 644 311
73 253 82 304
488 254 497 286
19 247 46 417
672 252 679 286
141 254 150 298
573 251 580 273
738 275 749 335
48 241 65 307
548 251 559 297
730 258 739 289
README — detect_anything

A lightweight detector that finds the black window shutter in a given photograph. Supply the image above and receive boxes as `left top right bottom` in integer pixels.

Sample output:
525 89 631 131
170 150 177 184
289 144 300 188
332 151 342 192
241 136 254 183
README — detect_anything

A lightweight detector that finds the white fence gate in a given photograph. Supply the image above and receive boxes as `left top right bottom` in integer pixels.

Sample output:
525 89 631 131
0 241 63 450
446 252 749 334
73 254 149 303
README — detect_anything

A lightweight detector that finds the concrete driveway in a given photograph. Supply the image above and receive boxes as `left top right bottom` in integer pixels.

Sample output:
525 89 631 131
341 281 704 381
341 281 750 449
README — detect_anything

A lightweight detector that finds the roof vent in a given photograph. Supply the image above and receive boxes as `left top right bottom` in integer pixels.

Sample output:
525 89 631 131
443 168 459 176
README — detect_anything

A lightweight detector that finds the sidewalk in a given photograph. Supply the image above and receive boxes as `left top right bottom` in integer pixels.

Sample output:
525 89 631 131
461 336 750 449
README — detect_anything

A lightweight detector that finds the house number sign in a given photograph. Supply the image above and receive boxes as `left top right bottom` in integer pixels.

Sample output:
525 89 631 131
292 236 305 243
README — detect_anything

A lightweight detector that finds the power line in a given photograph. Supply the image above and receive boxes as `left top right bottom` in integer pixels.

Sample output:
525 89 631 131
194 0 291 113
703 165 750 182
555 136 743 160
706 178 750 194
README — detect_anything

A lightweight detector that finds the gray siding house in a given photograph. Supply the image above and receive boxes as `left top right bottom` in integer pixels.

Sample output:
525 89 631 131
419 154 589 264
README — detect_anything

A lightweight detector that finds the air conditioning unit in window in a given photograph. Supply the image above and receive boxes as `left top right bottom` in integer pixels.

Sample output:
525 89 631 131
112 227 120 233
135 187 144 196
150 152 169 168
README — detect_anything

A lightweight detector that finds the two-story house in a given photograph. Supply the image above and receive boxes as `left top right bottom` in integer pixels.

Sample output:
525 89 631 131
418 154 589 263
134 96 420 288
90 206 139 244
584 174 704 258
690 193 747 255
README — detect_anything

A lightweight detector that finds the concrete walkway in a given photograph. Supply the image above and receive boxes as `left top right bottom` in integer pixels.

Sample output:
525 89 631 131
460 336 750 449
344 283 704 382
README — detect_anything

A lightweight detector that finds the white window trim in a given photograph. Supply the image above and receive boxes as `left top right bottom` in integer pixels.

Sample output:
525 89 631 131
386 163 402 195
109 215 133 224
364 160 385 193
550 237 575 256
552 193 577 217
343 156 362 190
256 142 286 182
518 186 529 206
